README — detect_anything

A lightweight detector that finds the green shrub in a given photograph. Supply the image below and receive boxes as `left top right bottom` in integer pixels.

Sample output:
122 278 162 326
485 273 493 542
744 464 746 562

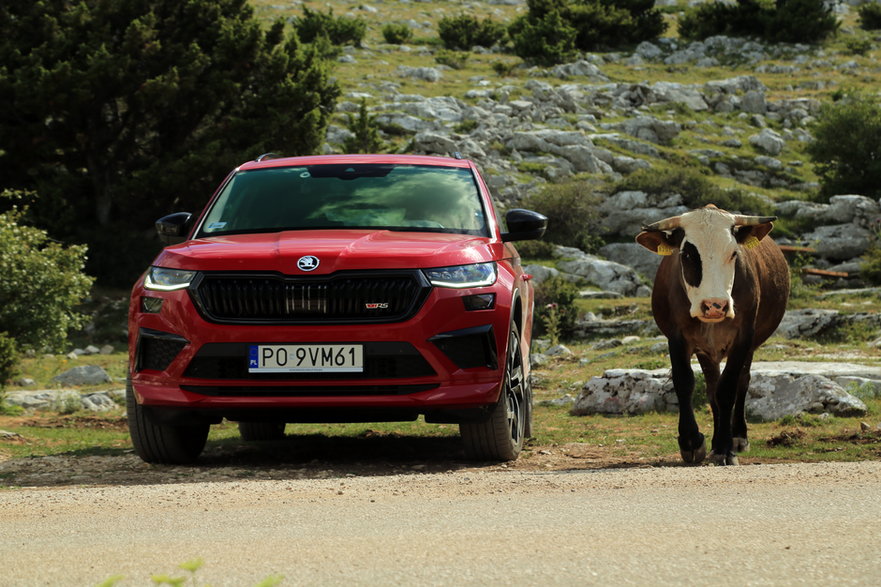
613 167 774 215
511 0 665 64
859 2 881 30
807 92 881 200
844 36 873 56
678 0 838 44
521 182 605 253
763 0 839 43
492 61 517 77
382 23 413 45
343 100 386 154
294 7 367 46
0 195 94 353
435 50 470 70
566 0 667 50
534 276 580 341
509 10 578 67
0 332 16 390
438 14 506 50
515 239 556 260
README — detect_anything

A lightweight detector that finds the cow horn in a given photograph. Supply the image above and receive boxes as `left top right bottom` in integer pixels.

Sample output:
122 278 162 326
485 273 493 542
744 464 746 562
641 215 682 232
733 214 777 226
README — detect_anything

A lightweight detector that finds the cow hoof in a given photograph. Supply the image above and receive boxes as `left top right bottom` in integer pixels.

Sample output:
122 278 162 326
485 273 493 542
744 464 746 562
678 434 706 464
732 437 750 453
709 451 740 466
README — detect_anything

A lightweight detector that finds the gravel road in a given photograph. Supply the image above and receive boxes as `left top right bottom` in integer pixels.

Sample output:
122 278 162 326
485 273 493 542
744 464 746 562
2 461 880 586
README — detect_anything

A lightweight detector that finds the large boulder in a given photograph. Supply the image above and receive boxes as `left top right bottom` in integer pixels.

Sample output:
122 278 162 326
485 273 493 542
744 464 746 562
747 373 868 421
51 365 112 386
802 224 873 260
749 128 785 155
598 243 663 280
573 362 872 419
556 252 649 296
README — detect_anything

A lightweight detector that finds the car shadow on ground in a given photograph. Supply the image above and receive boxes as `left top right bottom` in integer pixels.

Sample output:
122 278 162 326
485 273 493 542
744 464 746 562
0 433 488 488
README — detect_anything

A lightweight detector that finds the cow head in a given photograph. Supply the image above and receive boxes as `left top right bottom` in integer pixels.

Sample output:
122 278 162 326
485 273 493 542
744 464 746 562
635 205 776 323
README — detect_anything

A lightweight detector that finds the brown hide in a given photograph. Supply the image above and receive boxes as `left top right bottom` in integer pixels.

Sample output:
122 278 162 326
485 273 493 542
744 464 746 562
651 235 790 362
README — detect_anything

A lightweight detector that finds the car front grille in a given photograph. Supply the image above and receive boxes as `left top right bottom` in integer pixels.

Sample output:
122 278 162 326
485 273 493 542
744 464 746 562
190 271 431 324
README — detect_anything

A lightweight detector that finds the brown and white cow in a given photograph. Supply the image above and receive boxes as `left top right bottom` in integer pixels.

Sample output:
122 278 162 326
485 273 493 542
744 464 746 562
636 205 790 465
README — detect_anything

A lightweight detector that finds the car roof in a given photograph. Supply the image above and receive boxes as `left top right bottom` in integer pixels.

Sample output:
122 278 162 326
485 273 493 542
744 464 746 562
238 153 473 172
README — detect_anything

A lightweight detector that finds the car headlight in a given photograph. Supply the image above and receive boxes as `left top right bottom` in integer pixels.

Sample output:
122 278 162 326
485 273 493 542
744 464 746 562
144 266 197 291
423 262 497 288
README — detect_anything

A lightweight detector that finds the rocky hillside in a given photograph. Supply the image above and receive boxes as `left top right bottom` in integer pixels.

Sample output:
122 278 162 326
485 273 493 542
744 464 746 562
253 1 881 286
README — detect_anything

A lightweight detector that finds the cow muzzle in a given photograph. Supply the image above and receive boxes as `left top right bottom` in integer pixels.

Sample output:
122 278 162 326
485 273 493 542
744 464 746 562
697 298 732 323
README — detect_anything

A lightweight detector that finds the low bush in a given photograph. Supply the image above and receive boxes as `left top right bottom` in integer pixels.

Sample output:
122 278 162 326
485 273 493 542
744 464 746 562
382 23 413 45
521 181 605 253
859 2 881 30
438 14 506 50
807 92 881 200
294 7 367 46
509 10 576 66
533 276 580 341
343 100 386 154
435 50 470 70
0 193 94 354
0 332 16 390
679 0 838 44
510 0 665 64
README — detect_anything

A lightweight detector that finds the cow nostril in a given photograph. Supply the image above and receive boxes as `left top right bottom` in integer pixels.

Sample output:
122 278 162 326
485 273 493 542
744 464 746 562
702 300 728 315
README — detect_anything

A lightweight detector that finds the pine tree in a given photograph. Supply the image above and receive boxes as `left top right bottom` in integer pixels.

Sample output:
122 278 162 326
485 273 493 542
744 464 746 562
0 0 340 281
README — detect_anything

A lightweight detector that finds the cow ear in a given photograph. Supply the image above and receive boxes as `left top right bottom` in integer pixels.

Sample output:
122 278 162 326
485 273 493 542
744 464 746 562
636 230 676 255
735 222 773 247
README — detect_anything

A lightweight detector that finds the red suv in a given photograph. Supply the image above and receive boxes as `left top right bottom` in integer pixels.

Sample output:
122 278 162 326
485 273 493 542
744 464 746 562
127 154 546 464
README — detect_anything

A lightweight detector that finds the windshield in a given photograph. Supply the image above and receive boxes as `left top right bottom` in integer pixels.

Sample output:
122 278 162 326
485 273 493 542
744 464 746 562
197 164 490 237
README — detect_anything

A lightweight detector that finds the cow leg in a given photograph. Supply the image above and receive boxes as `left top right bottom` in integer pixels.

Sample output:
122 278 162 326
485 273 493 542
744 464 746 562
709 346 750 466
669 336 705 464
696 351 720 435
731 352 754 454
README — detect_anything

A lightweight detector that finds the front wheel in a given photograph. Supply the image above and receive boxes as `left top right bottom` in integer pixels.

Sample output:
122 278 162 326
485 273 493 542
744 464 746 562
460 323 530 461
126 381 209 464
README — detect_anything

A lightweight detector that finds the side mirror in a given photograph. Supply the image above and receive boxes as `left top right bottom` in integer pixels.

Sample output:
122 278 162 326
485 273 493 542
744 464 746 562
501 209 547 242
156 212 193 245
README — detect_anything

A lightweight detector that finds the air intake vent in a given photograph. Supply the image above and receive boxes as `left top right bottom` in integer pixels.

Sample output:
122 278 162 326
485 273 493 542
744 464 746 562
191 271 431 324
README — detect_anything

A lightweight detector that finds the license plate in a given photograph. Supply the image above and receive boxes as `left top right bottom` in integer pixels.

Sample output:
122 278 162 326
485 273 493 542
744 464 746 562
248 344 364 373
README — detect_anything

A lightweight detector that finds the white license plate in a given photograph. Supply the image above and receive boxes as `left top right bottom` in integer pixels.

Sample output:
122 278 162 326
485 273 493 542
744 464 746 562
248 344 364 373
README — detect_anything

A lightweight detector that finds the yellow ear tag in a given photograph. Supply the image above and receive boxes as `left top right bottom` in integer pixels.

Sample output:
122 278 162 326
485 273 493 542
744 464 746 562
743 236 761 250
656 243 675 256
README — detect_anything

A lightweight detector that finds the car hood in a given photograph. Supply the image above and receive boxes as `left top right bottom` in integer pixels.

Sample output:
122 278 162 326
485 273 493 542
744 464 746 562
153 230 501 274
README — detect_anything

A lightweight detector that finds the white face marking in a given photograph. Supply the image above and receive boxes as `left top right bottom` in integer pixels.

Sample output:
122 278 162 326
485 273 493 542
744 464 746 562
676 208 739 322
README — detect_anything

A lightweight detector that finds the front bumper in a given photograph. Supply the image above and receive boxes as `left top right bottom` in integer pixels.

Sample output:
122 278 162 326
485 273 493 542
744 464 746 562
129 279 515 421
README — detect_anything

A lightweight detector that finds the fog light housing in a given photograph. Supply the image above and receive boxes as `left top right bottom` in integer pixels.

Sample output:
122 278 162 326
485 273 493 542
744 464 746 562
141 296 164 314
462 293 495 311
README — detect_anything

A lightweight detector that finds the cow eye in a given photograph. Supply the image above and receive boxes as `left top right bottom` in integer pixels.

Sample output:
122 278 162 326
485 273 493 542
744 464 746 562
730 251 738 261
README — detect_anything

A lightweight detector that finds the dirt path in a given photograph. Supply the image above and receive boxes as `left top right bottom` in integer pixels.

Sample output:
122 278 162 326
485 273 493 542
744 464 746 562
2 461 881 585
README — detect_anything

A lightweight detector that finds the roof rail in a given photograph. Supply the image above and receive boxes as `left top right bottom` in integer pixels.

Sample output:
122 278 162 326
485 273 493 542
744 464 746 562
256 152 280 162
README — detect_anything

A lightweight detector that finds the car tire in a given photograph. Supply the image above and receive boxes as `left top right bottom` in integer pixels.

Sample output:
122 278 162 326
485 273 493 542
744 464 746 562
460 322 530 461
126 380 209 464
238 421 286 442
